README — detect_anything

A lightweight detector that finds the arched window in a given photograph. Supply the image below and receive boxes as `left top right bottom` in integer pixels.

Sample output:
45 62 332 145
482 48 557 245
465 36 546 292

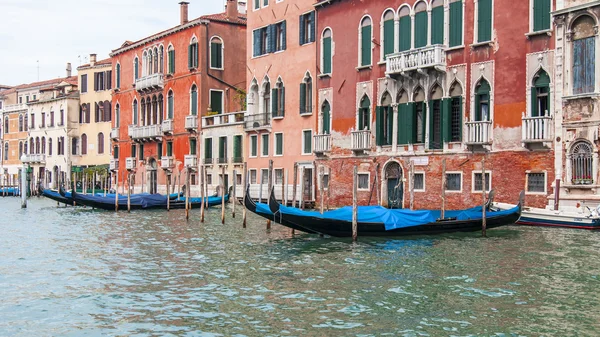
3 143 7 160
142 51 148 76
300 73 313 114
158 94 164 123
30 137 34 154
358 95 371 131
148 49 153 75
159 45 164 73
572 15 596 95
321 100 331 134
413 87 426 143
263 80 271 116
35 137 40 154
168 45 175 74
210 37 223 69
382 10 395 60
377 92 393 146
398 6 411 51
48 138 52 156
189 37 199 69
133 99 139 125
41 136 46 154
429 84 443 150
449 82 463 142
272 78 285 117
152 95 158 124
532 70 550 117
18 114 23 132
167 90 174 119
71 137 78 156
3 116 8 134
19 141 23 159
115 103 120 128
141 98 146 125
81 134 87 155
24 114 28 131
153 47 159 74
116 63 121 89
321 29 333 74
414 1 428 48
98 133 104 154
249 79 259 115
190 85 198 115
570 141 594 185
359 16 372 66
475 79 491 121
134 56 139 81
23 140 28 155
431 0 444 45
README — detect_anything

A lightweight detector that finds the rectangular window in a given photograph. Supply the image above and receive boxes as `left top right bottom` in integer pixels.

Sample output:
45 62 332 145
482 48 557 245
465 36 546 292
189 138 197 156
261 169 269 184
477 0 492 43
138 144 144 160
157 142 162 160
322 174 329 189
473 172 491 192
253 27 270 57
451 97 462 142
207 174 213 185
204 138 213 163
414 173 425 191
250 169 257 184
274 168 283 185
299 12 315 45
527 172 546 193
50 111 54 127
219 136 227 163
533 0 551 32
250 135 258 157
81 74 88 93
275 132 283 156
431 5 444 45
573 37 596 95
210 90 223 115
233 135 243 163
131 144 137 158
113 146 119 159
446 173 462 191
254 0 260 10
236 174 242 185
261 134 269 156
302 130 312 154
41 112 45 127
275 21 287 52
30 113 35 129
210 42 223 69
358 173 369 190
191 174 197 185
33 95 36 101
263 0 269 6
449 0 463 47
166 141 173 156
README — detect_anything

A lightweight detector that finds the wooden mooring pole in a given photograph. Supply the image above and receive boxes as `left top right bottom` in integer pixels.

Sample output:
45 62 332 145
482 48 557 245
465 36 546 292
200 166 205 222
352 166 358 241
319 166 324 214
114 171 119 212
242 162 247 228
221 165 226 225
186 168 190 220
482 157 487 237
232 169 237 218
441 159 446 219
166 172 171 211
266 159 273 229
409 161 415 210
127 172 131 213
292 162 298 208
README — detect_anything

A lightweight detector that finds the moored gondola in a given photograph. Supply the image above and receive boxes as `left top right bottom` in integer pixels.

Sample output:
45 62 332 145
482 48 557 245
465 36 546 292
41 188 75 206
264 190 523 237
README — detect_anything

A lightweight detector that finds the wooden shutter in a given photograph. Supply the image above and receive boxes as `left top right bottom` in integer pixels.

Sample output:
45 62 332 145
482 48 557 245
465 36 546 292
93 73 98 91
387 106 393 145
304 131 311 153
585 37 595 94
474 94 481 121
309 11 316 42
573 39 584 94
449 1 463 47
299 83 306 114
281 21 287 50
234 135 241 159
168 95 174 119
406 103 415 143
299 14 306 45
376 106 383 146
414 12 428 48
281 86 285 116
86 103 91 123
116 64 120 88
361 24 371 66
210 91 223 114
253 30 260 56
428 100 434 147
442 98 451 143
383 19 394 59
323 37 332 73
167 142 173 156
271 88 278 116
106 71 112 90
276 134 283 154
399 16 411 52
431 6 444 45
211 42 218 68
358 108 364 131
531 87 539 117
205 139 212 159
191 90 198 115
478 0 492 42
534 0 550 31
188 44 193 69
323 105 330 134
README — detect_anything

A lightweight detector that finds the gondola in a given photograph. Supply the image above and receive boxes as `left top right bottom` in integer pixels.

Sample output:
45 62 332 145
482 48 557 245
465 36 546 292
263 189 523 237
41 188 75 206
0 187 19 196
243 186 318 234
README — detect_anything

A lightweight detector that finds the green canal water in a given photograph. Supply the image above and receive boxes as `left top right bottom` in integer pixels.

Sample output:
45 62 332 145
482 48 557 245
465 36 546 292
1 197 599 336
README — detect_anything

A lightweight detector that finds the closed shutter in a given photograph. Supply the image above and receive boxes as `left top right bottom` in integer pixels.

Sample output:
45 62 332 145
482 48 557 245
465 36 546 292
442 98 451 143
304 131 312 153
431 6 444 45
361 24 371 66
281 21 287 50
188 44 193 69
211 42 218 68
299 14 306 45
281 86 285 116
86 103 91 123
271 88 278 116
114 146 119 159
233 135 242 159
253 30 260 56
167 142 173 156
157 142 162 160
323 104 330 134
406 103 415 143
376 106 383 146
191 90 198 116
205 139 212 159
397 104 406 144
210 91 223 114
116 65 120 88
534 0 551 31
106 71 112 90
168 95 174 119
387 106 393 145
383 19 394 59
585 37 596 94
478 0 492 42
309 11 316 42
456 97 463 141
428 100 434 146
276 134 283 155
323 37 332 73
475 94 481 121
299 83 306 114
399 16 411 52
104 101 111 122
219 138 225 160
414 12 428 48
449 1 463 47
543 0 551 31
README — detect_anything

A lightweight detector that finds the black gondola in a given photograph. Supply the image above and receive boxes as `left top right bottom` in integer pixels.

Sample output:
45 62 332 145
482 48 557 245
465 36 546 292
262 189 523 237
41 188 75 206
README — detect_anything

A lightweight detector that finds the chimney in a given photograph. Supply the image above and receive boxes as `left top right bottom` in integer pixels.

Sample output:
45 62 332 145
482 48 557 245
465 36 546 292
226 0 239 19
66 63 72 77
179 1 189 25
90 54 97 66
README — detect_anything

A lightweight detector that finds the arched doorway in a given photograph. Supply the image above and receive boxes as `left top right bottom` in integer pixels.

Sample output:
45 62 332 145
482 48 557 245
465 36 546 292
384 161 403 209
147 158 158 194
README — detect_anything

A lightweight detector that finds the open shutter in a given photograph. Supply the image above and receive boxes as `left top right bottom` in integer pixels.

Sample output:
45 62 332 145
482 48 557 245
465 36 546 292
387 107 393 145
586 37 596 94
474 94 481 121
361 25 372 66
428 101 434 146
407 103 415 143
383 19 395 59
281 86 285 116
281 21 287 50
375 106 383 146
399 16 411 52
271 88 278 117
299 14 306 45
309 11 316 42
397 104 405 144
267 25 275 53
431 6 444 45
358 109 364 131
299 83 306 114
188 44 193 69
253 30 260 57
458 97 463 141
106 71 112 90
442 98 451 143
531 87 539 117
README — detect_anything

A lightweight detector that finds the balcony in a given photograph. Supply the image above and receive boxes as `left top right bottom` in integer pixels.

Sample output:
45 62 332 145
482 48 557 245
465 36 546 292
232 157 244 165
386 45 446 76
185 115 198 131
109 159 119 171
135 73 164 92
313 134 332 154
125 157 137 170
129 124 162 141
1 103 27 113
184 155 198 168
21 154 46 164
161 156 174 170
465 120 493 146
217 157 228 165
203 158 214 165
111 128 120 140
244 113 271 131
202 111 245 128
351 130 371 152
522 113 552 145
162 119 174 134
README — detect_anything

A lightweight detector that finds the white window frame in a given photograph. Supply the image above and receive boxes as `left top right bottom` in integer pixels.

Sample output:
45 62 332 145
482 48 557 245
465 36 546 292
209 36 224 70
209 89 225 114
249 169 258 184
445 171 463 193
413 171 426 192
379 9 396 64
249 135 258 158
261 133 269 157
261 168 269 184
189 83 198 116
357 172 370 191
472 171 492 193
302 129 312 155
472 0 495 45
357 15 374 69
320 27 334 76
527 0 554 36
274 168 284 185
274 132 284 156
525 170 547 195
253 0 260 11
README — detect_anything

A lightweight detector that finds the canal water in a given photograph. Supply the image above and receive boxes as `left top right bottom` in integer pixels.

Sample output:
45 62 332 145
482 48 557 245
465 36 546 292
1 198 599 336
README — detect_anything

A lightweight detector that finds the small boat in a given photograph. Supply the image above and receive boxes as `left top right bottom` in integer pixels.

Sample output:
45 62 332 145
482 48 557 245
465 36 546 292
0 187 19 196
261 189 523 237
41 188 75 206
494 202 600 230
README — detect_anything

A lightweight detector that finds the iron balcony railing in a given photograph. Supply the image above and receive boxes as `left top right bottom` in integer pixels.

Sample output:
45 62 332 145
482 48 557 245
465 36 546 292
203 158 214 165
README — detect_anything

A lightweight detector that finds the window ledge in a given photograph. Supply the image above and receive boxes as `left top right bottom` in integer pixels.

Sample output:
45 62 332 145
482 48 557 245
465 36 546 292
446 45 465 52
272 116 284 120
525 191 548 196
209 67 224 71
251 54 269 60
300 41 315 47
470 41 493 48
563 93 600 101
300 112 313 117
377 61 387 66
318 73 331 79
525 29 552 39
356 65 373 71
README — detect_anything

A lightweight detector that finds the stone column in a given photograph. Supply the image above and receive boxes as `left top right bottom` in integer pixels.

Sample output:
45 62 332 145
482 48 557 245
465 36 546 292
394 18 400 53
392 103 399 152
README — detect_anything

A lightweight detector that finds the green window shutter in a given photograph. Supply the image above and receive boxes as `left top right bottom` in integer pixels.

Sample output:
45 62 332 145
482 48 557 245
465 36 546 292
190 139 197 155
533 0 551 31
167 142 173 156
543 0 551 31
428 100 434 146
414 12 428 48
131 145 136 158
399 16 411 52
267 24 275 53
457 97 463 141
361 25 372 66
168 95 174 119
407 103 415 143
397 104 405 144
309 11 316 42
358 109 364 131
304 131 311 153
210 42 218 68
191 90 198 115
431 6 444 45
299 14 306 45
449 1 463 47
375 106 383 146
281 86 285 116
478 0 492 42
276 134 283 155
116 64 121 88
442 98 451 143
219 138 225 159
383 19 395 59
134 59 139 79
323 37 332 74
281 21 287 50
251 137 257 156
271 88 278 117
531 87 539 117
210 91 223 114
421 102 427 143
188 44 192 68
233 135 242 159
475 94 481 121
299 83 306 114
205 139 212 159
139 144 144 160
323 105 331 134
157 142 162 160
386 106 393 145
253 30 260 56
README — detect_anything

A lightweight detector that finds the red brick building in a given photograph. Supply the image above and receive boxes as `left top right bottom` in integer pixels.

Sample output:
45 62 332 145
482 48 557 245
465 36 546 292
109 1 246 194
313 0 556 209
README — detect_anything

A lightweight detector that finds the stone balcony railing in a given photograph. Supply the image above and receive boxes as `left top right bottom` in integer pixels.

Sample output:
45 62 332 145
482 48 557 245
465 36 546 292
244 112 271 131
185 115 198 130
125 157 137 170
21 154 46 164
313 134 332 154
184 155 198 168
351 130 371 151
202 111 245 128
129 124 162 140
522 113 552 143
109 159 118 171
111 128 119 140
465 120 493 145
135 73 164 92
162 119 174 134
1 103 27 113
161 156 174 169
386 45 446 75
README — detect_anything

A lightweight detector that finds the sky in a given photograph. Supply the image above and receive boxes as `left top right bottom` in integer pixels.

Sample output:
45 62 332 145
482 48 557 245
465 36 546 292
0 0 226 86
